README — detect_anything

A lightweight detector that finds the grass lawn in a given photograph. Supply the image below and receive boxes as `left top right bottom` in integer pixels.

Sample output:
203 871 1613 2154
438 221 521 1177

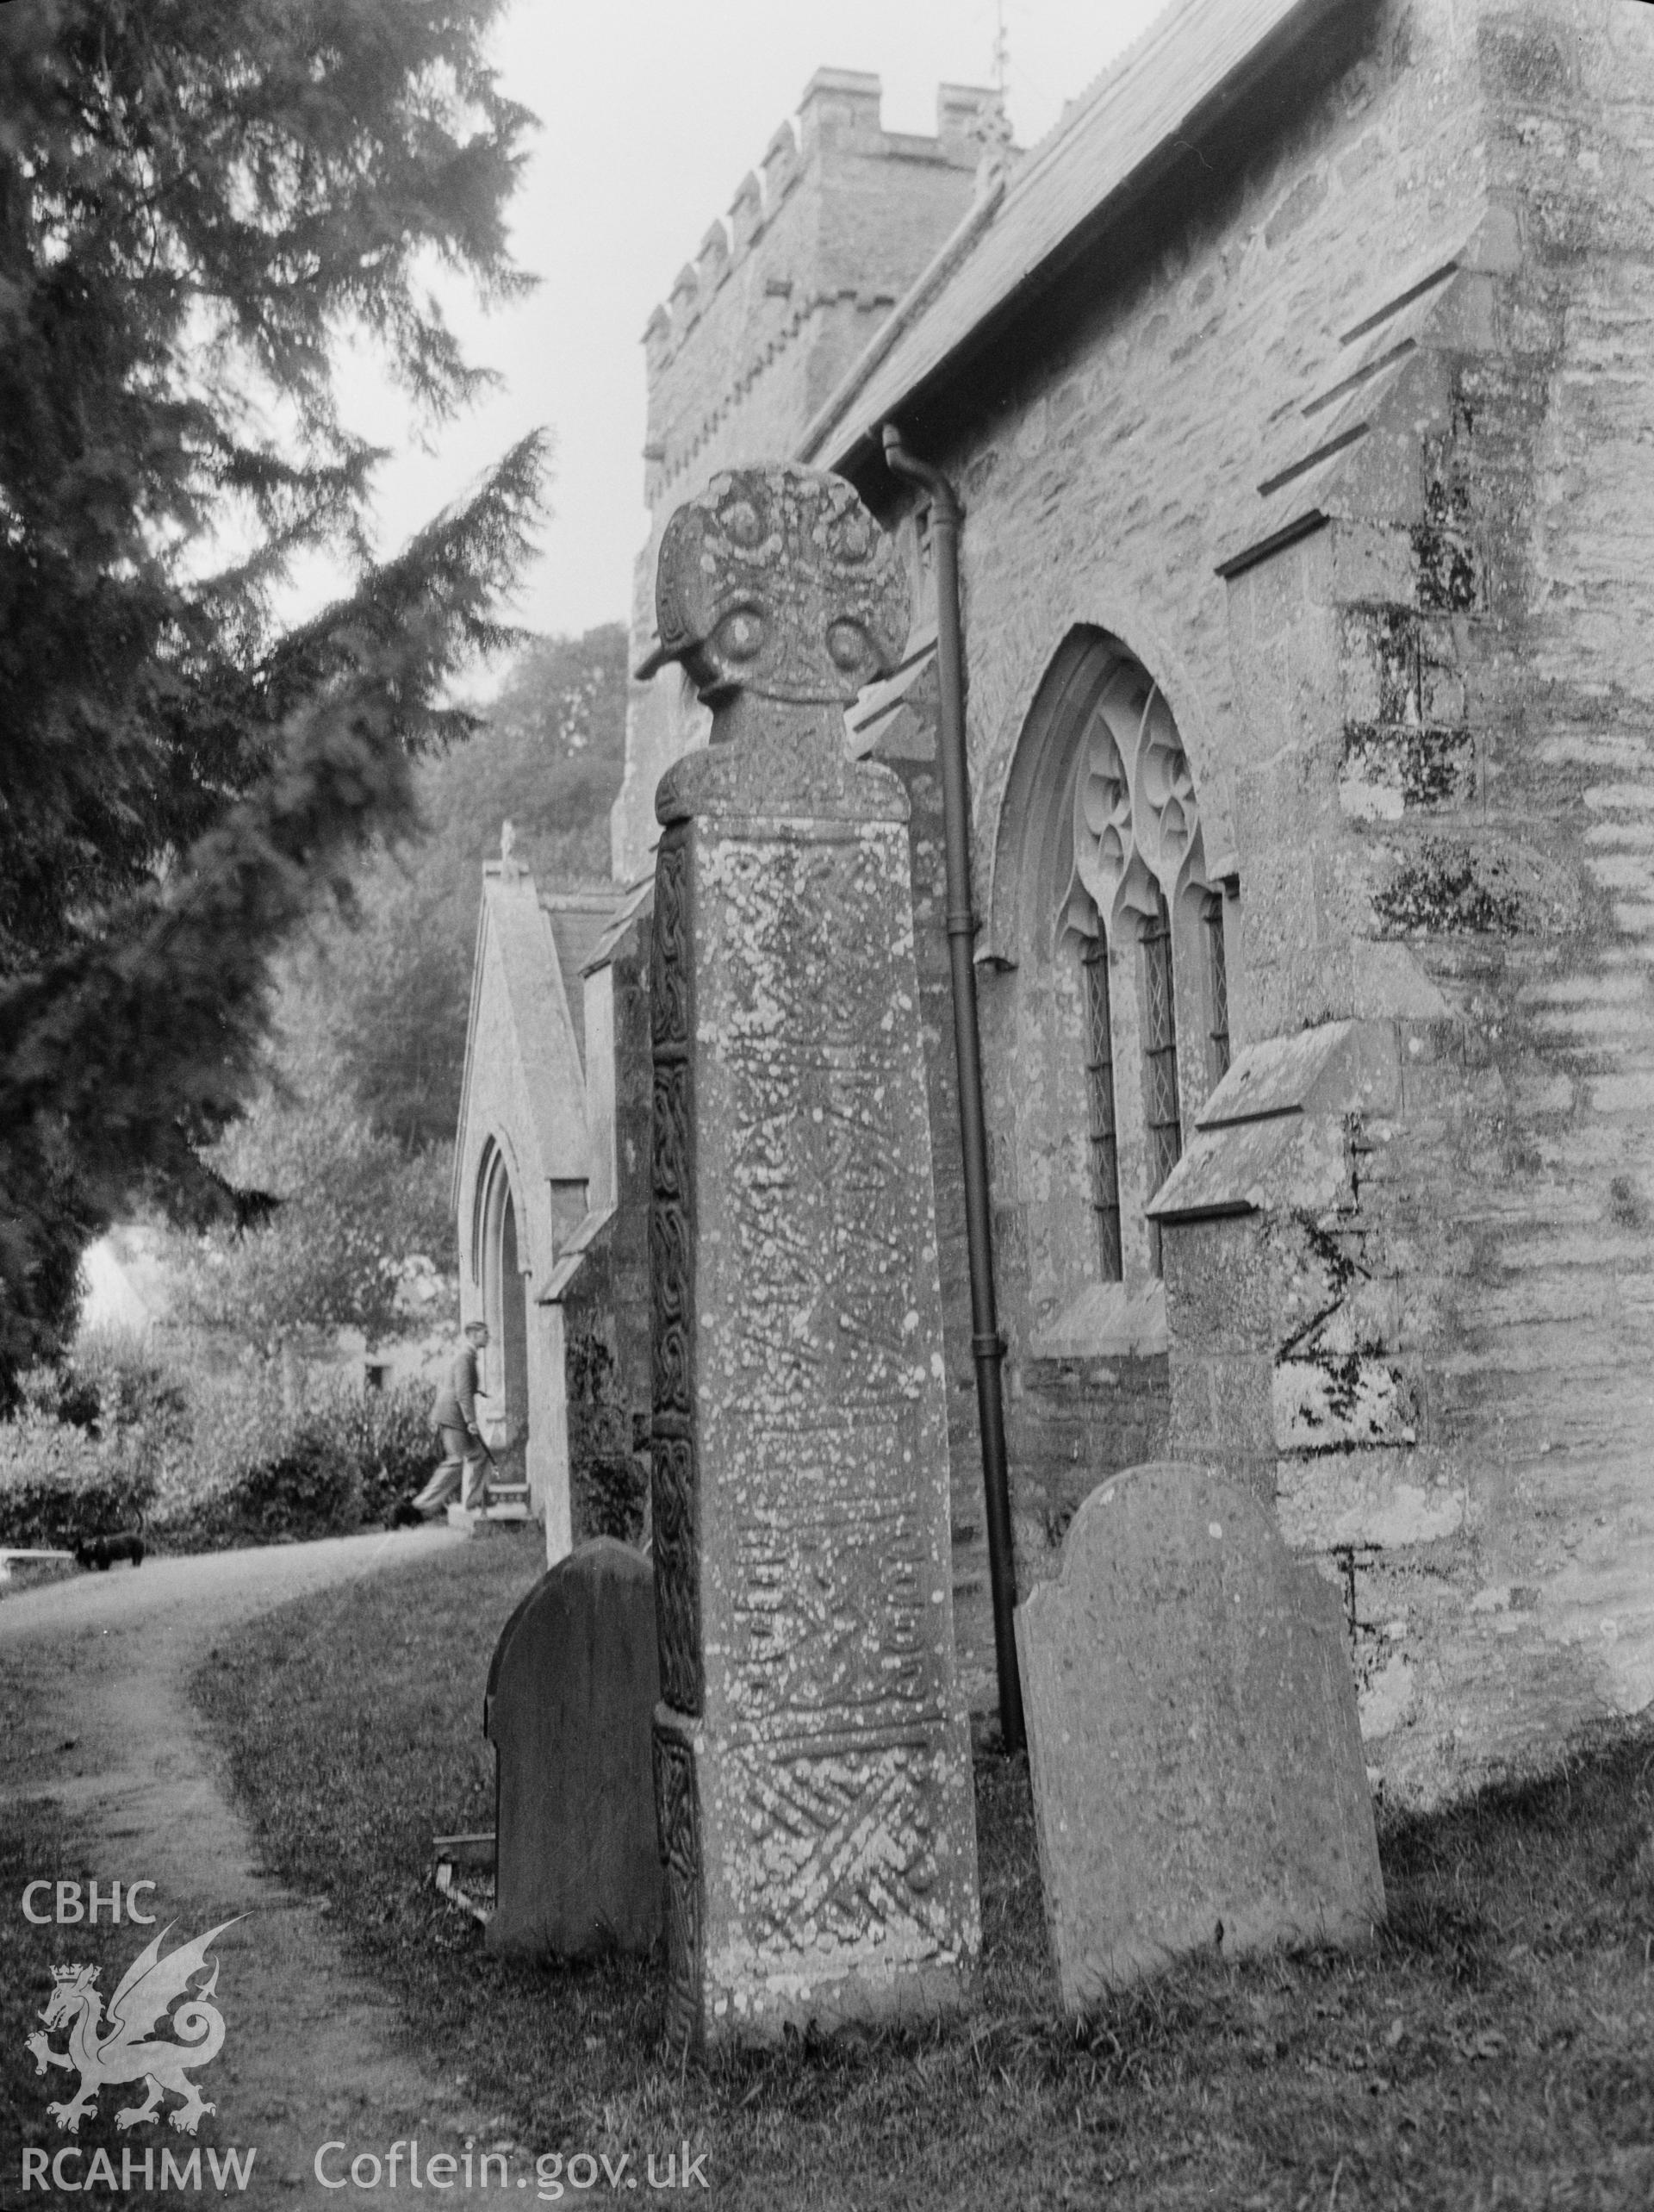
193 1533 1654 2210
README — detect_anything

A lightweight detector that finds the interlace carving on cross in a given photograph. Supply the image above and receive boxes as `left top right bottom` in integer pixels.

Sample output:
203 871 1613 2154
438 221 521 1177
646 464 910 709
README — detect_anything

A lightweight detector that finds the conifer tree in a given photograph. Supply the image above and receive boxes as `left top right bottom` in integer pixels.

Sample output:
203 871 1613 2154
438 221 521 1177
0 0 547 1399
311 623 630 1153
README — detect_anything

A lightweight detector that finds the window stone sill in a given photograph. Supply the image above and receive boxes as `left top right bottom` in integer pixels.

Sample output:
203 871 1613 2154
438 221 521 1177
1027 1279 1168 1361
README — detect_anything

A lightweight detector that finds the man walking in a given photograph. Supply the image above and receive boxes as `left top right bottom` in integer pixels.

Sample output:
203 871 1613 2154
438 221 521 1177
413 1318 494 1518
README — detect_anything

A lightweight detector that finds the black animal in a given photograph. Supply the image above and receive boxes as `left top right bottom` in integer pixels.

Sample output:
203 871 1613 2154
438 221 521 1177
76 1531 146 1572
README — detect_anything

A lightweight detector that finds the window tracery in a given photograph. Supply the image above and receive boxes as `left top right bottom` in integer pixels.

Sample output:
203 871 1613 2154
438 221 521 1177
1062 671 1206 941
1053 657 1218 1232
990 625 1238 1346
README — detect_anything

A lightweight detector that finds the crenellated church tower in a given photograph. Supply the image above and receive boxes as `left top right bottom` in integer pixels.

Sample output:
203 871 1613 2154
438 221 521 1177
610 70 1004 879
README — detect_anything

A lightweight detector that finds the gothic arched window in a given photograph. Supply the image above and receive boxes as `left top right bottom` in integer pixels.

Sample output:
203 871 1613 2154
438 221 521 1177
989 626 1237 1348
1060 662 1218 1255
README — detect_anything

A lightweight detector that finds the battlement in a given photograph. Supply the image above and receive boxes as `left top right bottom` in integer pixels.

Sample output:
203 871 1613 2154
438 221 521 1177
616 70 1004 885
640 73 1003 377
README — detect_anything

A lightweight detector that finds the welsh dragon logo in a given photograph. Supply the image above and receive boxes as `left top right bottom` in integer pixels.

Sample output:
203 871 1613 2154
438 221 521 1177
26 1918 241 2136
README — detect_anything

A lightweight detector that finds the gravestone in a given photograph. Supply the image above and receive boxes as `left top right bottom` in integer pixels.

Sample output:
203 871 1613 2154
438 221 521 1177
645 464 979 2049
1017 1461 1384 2010
484 1536 663 1957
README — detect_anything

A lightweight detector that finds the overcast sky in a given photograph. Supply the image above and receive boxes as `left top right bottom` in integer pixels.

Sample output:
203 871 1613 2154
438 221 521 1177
326 0 1178 651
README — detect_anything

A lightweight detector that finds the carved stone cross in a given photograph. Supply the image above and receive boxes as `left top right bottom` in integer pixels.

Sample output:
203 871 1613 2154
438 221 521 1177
650 462 910 720
644 464 978 2049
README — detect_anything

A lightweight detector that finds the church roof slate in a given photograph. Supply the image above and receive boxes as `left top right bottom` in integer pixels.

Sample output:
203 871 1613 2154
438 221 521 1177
539 888 621 1062
453 864 591 1211
579 876 655 978
802 0 1336 476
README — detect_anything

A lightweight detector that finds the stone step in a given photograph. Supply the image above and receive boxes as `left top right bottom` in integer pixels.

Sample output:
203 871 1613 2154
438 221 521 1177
445 1499 534 1534
432 1830 494 1871
0 1548 75 1587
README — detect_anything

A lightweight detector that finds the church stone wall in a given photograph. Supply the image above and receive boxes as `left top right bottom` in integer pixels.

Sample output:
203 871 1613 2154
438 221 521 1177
1338 0 1654 1795
851 0 1654 1796
454 914 571 1551
1185 0 1654 1802
904 0 1490 1634
857 682 992 1705
563 906 656 1548
583 0 1654 1790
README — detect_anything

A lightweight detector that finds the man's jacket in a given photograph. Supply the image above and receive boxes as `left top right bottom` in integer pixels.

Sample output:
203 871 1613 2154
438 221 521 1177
432 1343 484 1433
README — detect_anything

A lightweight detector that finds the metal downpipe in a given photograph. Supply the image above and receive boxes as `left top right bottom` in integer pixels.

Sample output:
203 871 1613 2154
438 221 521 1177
880 422 1025 1756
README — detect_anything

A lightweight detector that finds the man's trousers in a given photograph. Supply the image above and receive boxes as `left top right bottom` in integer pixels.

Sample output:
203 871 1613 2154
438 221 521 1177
413 1425 489 1516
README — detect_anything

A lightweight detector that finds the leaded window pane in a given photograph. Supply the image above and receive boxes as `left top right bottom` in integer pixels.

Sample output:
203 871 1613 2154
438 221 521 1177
1141 889 1182 1206
1081 934 1122 1282
1204 891 1232 1086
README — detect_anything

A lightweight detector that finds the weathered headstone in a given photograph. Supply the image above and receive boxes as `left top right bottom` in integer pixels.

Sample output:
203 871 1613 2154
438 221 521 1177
1017 1461 1384 2009
645 464 979 2047
484 1536 663 1956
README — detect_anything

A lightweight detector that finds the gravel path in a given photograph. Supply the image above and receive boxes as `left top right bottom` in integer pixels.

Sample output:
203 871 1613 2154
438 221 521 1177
2 1531 508 2207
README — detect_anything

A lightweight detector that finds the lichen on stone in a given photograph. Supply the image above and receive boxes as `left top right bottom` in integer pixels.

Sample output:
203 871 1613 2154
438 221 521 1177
1372 838 1523 938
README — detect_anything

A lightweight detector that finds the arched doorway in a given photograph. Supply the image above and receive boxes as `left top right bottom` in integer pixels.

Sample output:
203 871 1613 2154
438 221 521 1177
475 1140 531 1470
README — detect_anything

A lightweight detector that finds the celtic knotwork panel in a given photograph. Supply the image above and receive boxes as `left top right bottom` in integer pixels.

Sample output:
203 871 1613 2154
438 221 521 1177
651 836 691 1054
653 1726 702 2052
650 813 700 1719
1069 656 1208 932
650 824 694 1422
651 1432 701 1716
650 1196 693 1418
651 1058 691 1209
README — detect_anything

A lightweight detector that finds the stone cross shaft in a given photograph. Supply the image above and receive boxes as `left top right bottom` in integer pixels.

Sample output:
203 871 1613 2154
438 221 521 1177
646 464 979 2047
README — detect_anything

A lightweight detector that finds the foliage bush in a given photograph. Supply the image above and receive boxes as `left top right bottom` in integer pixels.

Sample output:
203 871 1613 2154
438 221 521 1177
155 1376 439 1551
0 1335 185 1548
168 1079 460 1347
0 1335 440 1555
71 1330 191 1443
574 1450 647 1546
166 1427 364 1550
0 1418 158 1550
324 1384 441 1528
